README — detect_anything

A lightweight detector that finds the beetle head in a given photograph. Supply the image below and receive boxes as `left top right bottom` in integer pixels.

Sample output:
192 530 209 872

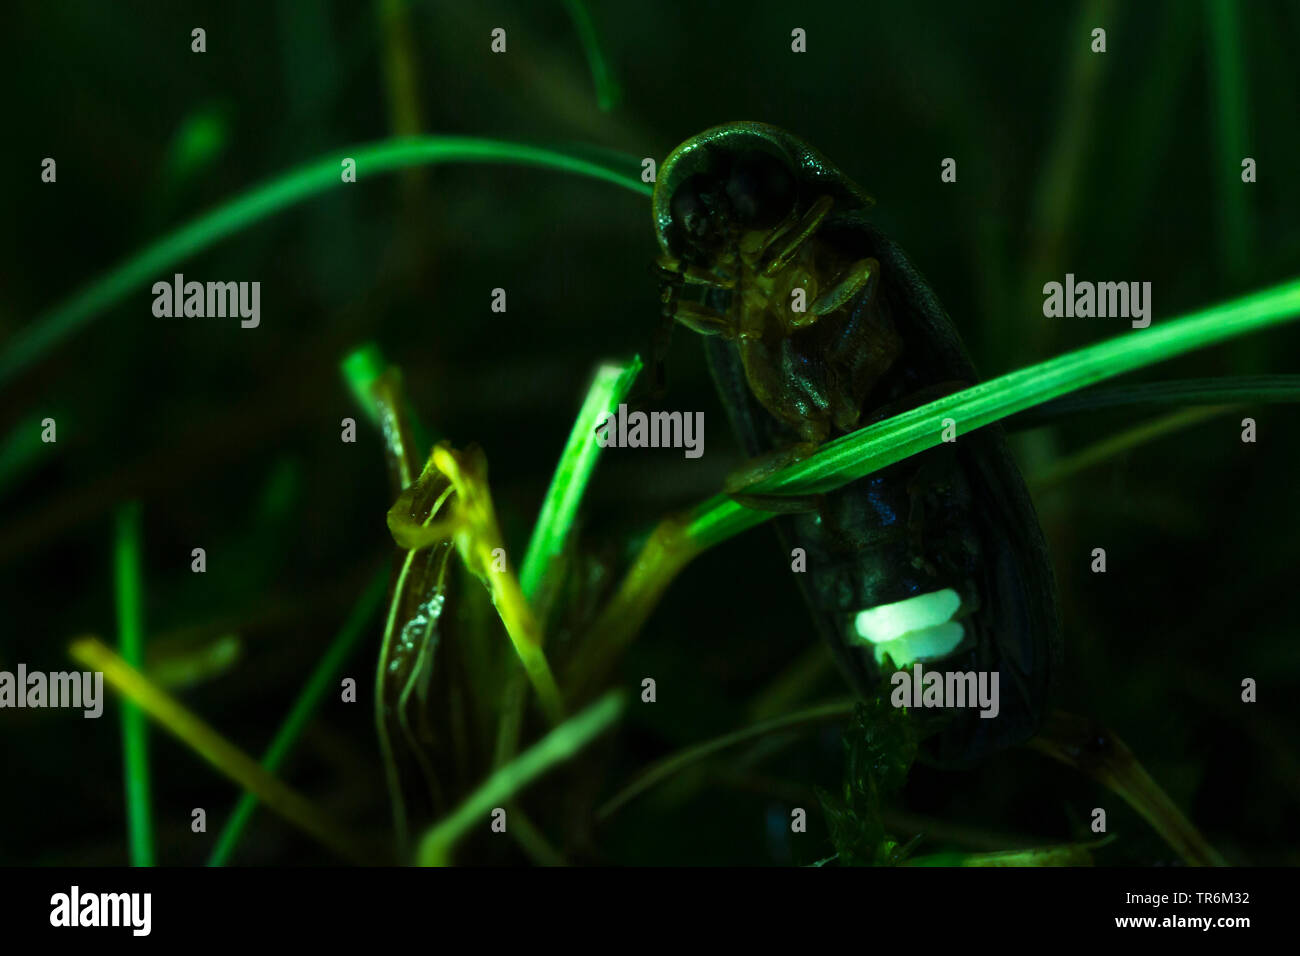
653 122 875 263
665 151 797 261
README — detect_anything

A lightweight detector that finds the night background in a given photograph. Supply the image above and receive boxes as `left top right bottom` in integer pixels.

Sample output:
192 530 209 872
2 0 1297 867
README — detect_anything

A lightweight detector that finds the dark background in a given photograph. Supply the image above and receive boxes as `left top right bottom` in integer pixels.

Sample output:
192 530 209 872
2 0 1297 865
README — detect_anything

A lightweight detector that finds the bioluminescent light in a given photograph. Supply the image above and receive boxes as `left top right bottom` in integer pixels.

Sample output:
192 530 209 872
854 589 962 645
869 621 965 668
853 589 965 668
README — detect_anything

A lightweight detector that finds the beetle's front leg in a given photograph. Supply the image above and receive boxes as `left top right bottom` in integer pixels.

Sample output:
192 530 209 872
654 256 736 291
669 298 741 338
657 261 743 340
810 257 880 316
760 194 835 276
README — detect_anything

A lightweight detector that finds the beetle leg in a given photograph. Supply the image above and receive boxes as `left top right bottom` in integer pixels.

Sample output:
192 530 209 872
654 256 735 290
760 194 835 277
811 257 879 316
669 299 739 338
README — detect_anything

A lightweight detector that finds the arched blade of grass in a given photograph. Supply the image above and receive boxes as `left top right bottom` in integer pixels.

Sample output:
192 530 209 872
207 563 389 866
562 0 622 111
0 137 651 388
597 700 854 821
114 501 153 867
69 636 370 865
417 690 625 866
569 274 1300 693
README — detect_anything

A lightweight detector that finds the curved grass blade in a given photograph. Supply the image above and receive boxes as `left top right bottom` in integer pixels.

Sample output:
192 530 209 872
562 0 622 111
1 137 651 388
597 700 854 821
1007 375 1300 430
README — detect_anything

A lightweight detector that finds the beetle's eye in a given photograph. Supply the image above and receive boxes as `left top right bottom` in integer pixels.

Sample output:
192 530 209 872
725 152 796 227
670 175 717 243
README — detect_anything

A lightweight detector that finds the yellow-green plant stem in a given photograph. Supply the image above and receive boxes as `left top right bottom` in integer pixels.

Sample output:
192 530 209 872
423 445 565 724
71 636 368 865
418 690 624 865
114 502 153 867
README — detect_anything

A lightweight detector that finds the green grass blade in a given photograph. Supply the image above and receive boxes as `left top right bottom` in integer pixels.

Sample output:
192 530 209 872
207 563 389 866
340 343 390 426
1205 0 1251 283
113 501 154 867
1008 374 1300 429
0 413 60 499
562 0 622 111
685 276 1300 551
418 690 625 865
1 137 651 388
520 356 642 601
